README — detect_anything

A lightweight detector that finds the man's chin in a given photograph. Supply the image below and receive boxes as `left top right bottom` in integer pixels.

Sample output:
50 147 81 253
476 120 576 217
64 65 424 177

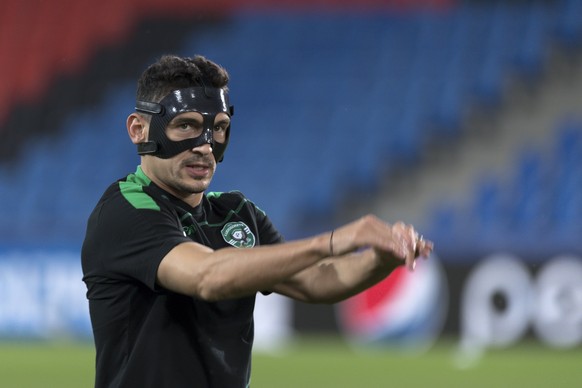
186 179 211 194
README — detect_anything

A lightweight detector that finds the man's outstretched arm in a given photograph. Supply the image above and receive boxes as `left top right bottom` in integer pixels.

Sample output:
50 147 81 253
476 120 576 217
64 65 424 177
157 215 431 302
271 218 433 304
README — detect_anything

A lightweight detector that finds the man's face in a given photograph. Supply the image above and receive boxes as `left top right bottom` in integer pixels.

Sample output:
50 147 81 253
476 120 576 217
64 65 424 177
144 111 231 200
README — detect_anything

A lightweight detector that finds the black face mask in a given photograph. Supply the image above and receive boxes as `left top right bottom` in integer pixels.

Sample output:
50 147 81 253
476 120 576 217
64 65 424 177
135 87 234 162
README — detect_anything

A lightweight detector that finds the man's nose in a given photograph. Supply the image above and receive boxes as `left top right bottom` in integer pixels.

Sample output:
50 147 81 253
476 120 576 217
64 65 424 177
192 142 213 154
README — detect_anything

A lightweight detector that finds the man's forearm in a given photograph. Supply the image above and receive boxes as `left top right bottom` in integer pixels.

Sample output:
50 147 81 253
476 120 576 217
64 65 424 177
273 248 398 304
159 232 333 301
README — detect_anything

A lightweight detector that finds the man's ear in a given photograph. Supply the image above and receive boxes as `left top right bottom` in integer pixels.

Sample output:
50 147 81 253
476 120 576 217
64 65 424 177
127 113 148 144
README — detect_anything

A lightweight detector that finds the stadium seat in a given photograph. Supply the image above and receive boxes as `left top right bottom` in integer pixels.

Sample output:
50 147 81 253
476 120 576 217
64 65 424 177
555 0 582 49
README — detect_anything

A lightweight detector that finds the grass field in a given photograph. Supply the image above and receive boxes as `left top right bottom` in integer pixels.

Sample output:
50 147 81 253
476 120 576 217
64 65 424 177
0 336 580 387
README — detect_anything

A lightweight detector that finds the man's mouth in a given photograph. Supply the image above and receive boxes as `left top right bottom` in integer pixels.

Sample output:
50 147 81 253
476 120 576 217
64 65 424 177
185 163 211 178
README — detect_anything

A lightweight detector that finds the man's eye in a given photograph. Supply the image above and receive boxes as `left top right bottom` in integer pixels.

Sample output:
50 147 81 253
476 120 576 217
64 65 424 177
214 123 229 132
178 123 202 132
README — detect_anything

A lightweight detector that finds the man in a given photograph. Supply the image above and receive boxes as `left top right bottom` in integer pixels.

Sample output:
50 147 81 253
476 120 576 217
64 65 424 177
81 54 433 388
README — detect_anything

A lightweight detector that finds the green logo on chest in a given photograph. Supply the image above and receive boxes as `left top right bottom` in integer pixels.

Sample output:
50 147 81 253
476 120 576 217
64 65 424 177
221 221 256 248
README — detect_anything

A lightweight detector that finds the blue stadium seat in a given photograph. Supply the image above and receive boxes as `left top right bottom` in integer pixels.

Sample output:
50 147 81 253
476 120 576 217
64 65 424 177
471 176 506 237
548 119 582 233
555 0 582 48
507 149 549 234
513 1 548 78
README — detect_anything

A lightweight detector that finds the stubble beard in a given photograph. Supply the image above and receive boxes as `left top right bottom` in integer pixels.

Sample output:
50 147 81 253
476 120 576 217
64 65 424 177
172 174 210 195
172 156 215 195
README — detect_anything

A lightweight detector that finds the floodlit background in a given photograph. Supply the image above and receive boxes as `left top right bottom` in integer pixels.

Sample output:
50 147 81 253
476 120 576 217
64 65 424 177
1 0 582 386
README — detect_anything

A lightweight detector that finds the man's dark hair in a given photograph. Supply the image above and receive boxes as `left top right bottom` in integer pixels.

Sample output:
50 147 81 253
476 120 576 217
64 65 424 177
136 54 230 103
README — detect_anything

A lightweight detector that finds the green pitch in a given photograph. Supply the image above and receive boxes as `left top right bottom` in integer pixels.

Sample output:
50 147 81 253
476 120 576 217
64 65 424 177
0 337 580 387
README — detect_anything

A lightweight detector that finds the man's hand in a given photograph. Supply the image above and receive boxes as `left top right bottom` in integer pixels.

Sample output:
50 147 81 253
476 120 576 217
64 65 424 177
330 215 434 271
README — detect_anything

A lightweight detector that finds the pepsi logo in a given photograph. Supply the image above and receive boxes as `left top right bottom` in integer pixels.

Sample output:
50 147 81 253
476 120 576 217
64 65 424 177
336 255 448 351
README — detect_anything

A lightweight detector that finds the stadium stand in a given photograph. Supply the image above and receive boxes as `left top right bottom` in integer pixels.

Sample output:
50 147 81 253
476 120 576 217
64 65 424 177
429 118 582 258
0 0 580 261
